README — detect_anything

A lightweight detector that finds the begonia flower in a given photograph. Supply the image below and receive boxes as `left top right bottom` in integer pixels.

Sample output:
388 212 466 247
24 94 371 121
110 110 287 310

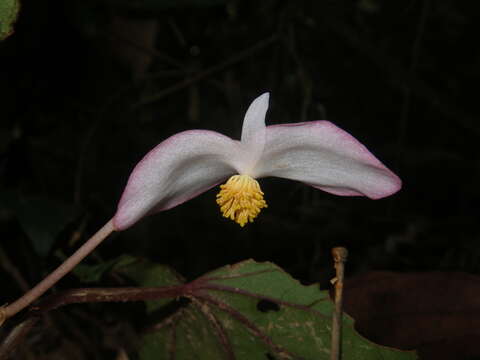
1 92 402 324
113 93 401 229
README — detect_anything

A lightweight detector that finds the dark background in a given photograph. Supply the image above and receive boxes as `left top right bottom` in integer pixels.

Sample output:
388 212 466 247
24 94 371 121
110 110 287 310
1 0 479 357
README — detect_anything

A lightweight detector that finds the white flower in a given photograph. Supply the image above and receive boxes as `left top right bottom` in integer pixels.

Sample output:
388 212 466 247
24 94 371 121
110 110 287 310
113 93 401 229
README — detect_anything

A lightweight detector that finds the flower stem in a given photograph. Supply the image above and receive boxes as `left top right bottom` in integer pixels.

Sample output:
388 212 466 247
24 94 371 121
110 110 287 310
1 219 115 324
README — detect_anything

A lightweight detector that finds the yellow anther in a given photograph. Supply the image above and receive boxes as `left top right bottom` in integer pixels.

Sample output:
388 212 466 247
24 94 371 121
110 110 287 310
216 175 267 227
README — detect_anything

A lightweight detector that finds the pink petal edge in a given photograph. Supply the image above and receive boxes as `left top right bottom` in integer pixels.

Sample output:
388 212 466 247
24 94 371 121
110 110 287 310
113 129 240 230
254 120 402 199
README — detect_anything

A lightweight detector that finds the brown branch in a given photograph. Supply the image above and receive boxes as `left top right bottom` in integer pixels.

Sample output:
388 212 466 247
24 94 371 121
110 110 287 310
0 247 30 293
330 247 348 360
104 27 184 70
0 285 188 359
320 8 479 136
0 317 39 360
133 34 278 108
3 221 115 322
34 286 187 314
396 0 431 169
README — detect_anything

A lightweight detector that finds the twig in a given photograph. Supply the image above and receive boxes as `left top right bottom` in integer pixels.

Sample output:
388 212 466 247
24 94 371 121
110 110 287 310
320 7 479 136
116 348 130 360
73 81 134 205
34 286 186 314
396 0 430 169
330 247 348 360
286 24 312 123
104 27 184 70
0 317 39 360
133 34 278 108
0 246 57 332
0 247 30 293
1 220 115 323
0 285 187 359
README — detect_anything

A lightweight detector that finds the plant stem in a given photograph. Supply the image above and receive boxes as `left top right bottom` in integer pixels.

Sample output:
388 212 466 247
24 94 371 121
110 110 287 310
1 219 115 324
0 285 188 358
330 247 348 360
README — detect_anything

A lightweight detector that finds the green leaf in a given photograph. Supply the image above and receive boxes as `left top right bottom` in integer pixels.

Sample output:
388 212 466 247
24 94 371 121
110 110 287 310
72 254 136 283
13 196 77 257
16 197 77 257
113 256 185 312
123 259 416 360
0 0 20 41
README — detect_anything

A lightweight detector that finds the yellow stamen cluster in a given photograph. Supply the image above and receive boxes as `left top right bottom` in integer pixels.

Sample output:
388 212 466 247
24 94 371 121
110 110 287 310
216 175 267 227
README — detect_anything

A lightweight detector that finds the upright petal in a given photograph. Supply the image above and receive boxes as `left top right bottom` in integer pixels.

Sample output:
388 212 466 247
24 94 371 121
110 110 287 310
113 130 244 230
238 92 269 174
251 121 401 199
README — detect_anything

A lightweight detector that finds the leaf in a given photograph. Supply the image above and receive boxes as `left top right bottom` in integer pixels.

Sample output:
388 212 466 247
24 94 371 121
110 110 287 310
113 256 185 312
72 254 136 283
343 271 480 360
0 191 79 257
118 259 416 360
0 0 19 41
14 196 77 257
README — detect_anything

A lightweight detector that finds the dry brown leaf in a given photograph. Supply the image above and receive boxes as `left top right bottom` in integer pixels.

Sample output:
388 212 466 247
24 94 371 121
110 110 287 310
343 271 480 359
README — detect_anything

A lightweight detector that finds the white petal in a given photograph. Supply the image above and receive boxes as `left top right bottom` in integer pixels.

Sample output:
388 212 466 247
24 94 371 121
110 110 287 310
113 130 244 230
239 92 269 174
251 121 401 199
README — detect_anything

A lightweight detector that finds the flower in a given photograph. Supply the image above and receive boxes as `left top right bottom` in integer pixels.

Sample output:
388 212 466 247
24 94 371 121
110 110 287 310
113 93 401 230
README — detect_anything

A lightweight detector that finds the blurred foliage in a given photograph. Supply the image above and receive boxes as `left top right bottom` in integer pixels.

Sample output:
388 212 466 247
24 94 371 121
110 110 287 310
0 192 78 256
71 253 134 283
0 0 19 40
0 0 479 358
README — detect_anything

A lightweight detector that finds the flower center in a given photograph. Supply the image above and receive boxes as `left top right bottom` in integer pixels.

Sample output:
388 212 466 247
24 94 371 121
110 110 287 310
216 175 268 227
